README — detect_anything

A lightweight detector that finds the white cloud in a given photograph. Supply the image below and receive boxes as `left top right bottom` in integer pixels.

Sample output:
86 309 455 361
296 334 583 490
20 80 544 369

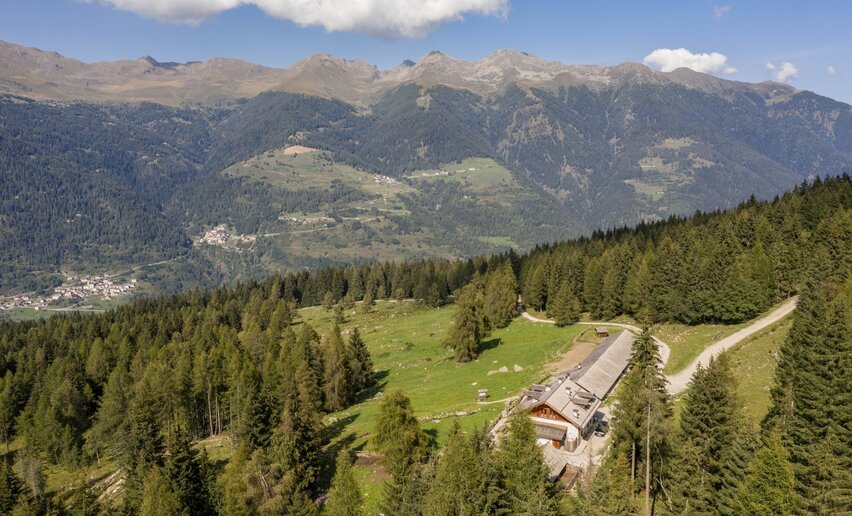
766 61 798 83
643 48 737 74
84 0 510 37
827 65 837 76
713 4 731 19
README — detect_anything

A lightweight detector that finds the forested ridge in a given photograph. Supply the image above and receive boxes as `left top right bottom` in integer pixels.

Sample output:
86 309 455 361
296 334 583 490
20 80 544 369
0 177 848 513
3 67 851 293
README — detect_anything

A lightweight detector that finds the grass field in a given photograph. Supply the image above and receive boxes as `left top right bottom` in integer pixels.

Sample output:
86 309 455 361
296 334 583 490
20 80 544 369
727 319 790 423
299 300 585 451
407 157 539 209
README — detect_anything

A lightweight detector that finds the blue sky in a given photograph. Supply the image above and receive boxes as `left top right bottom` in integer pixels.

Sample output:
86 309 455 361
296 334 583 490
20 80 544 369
1 1 849 103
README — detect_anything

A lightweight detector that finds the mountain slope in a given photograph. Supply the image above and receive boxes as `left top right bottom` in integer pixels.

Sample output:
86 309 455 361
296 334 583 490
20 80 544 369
1 41 850 296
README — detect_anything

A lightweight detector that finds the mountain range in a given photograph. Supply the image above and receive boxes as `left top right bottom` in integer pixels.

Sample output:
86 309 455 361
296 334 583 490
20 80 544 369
1 39 850 295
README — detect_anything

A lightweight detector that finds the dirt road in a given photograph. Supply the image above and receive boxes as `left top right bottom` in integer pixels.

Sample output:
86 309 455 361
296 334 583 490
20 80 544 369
665 296 798 393
517 297 798 395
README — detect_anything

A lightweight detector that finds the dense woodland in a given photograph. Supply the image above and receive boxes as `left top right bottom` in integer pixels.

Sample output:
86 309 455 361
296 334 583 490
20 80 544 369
0 177 848 514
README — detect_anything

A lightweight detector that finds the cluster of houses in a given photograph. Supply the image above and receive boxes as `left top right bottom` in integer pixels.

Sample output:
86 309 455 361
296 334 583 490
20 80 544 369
53 275 137 302
1 275 137 312
520 330 635 481
198 225 258 246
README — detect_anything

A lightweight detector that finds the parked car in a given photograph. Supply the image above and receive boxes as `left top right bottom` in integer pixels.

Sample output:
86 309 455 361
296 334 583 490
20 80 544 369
594 419 609 437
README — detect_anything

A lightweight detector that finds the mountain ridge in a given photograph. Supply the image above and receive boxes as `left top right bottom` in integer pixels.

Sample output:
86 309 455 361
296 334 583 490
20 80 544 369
0 39 803 106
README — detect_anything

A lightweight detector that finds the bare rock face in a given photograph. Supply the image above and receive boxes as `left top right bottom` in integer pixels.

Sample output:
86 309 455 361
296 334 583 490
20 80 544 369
0 39 801 107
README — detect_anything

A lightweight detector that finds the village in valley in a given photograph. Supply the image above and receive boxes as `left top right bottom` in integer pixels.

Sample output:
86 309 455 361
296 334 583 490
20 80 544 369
0 274 138 313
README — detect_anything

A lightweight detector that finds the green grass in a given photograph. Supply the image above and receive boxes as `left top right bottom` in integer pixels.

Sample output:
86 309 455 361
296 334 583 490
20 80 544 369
658 299 793 374
728 319 790 423
407 157 539 207
299 300 584 450
657 321 748 374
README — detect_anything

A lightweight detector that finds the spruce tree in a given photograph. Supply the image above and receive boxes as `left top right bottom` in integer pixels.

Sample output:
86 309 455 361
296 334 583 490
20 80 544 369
139 468 183 516
325 452 363 516
423 422 490 516
549 282 581 327
493 413 559 515
582 451 635 515
0 459 21 514
162 428 215 515
735 432 797 516
611 328 672 502
346 328 374 396
443 298 481 363
763 274 851 511
483 262 518 329
669 353 746 513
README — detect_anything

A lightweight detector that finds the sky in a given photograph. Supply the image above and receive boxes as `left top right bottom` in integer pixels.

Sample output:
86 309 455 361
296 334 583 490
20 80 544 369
1 0 849 103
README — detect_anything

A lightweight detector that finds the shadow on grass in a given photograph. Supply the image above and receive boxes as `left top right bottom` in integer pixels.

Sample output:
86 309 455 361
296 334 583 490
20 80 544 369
479 337 503 353
352 370 389 404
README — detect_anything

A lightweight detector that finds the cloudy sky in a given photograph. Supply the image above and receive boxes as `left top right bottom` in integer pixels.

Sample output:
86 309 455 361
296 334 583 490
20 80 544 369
2 1 849 102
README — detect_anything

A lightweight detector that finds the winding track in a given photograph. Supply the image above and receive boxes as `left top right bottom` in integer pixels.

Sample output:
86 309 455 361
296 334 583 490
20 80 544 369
517 296 798 395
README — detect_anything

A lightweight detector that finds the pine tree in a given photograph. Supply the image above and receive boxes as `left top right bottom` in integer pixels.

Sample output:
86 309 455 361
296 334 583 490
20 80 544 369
581 451 635 515
139 468 183 516
763 274 852 511
483 262 518 329
373 390 430 476
493 413 559 515
735 432 797 515
549 282 581 327
360 290 374 313
325 452 363 516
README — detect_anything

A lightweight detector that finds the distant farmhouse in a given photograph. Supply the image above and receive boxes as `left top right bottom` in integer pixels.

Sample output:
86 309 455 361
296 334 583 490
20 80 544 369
520 331 635 479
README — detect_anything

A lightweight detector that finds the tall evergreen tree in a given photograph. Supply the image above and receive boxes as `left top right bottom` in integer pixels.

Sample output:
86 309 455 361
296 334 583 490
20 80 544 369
735 432 797 516
611 328 672 504
493 413 559 515
549 282 581 327
443 289 482 363
423 422 492 516
483 262 518 329
346 328 374 396
322 324 350 411
669 353 747 513
325 452 363 516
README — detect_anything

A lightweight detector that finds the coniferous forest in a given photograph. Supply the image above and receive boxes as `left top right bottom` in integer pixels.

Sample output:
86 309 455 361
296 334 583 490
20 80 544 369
0 177 848 514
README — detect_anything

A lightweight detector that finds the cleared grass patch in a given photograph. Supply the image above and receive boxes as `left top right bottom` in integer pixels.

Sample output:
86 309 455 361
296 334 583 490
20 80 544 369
300 300 584 450
728 319 790 422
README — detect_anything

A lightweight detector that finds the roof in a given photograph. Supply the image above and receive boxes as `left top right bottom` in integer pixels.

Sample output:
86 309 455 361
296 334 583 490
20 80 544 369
534 423 567 441
524 377 601 429
541 442 571 481
570 330 635 399
595 326 609 333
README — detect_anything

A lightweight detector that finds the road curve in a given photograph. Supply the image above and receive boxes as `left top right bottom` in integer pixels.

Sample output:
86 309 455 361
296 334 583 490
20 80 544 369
665 296 798 394
517 296 798 395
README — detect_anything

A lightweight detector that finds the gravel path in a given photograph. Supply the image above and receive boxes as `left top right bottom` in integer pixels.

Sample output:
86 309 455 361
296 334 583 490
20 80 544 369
665 296 798 394
517 296 798 395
